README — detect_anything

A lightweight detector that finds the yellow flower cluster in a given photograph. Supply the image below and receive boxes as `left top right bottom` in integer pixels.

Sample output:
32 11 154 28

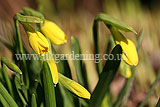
23 20 67 85
23 20 67 55
23 20 90 99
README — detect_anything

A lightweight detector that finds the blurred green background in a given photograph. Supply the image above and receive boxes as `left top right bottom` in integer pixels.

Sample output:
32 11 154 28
0 0 160 106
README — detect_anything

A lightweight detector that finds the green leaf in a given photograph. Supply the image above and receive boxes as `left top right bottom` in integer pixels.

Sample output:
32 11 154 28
156 98 160 107
14 75 28 106
56 84 74 107
71 36 88 87
1 57 22 74
14 13 43 24
89 45 122 107
58 58 72 79
51 44 72 78
55 52 74 107
42 61 56 107
0 93 9 107
0 81 18 107
105 37 115 54
31 94 37 107
1 63 14 98
94 13 137 34
0 68 5 84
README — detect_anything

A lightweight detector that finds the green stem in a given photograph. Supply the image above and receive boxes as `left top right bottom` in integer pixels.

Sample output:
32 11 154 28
139 69 160 107
113 67 135 107
14 19 29 89
93 19 102 74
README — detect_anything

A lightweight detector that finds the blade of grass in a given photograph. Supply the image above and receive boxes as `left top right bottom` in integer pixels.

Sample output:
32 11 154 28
89 45 122 107
71 36 88 88
139 69 160 107
42 61 56 107
0 81 18 107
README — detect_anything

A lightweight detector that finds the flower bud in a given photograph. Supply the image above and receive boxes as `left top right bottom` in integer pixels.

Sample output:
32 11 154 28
23 24 49 55
41 20 67 45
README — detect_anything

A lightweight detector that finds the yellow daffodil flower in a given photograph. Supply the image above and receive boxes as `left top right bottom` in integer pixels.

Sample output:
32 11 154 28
59 73 91 99
40 20 67 45
110 26 138 66
23 24 49 55
48 61 58 85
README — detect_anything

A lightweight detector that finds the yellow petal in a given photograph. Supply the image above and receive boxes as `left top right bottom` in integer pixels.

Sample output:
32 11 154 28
48 61 58 85
28 32 40 54
23 24 49 55
41 20 67 45
117 39 138 66
59 73 91 99
109 26 138 66
36 31 49 49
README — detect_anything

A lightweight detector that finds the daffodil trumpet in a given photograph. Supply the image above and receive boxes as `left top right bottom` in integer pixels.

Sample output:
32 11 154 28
108 25 138 66
40 20 67 45
23 23 49 55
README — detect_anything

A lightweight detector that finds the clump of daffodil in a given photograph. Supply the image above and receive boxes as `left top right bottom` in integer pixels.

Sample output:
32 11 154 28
23 24 49 56
59 73 91 99
109 26 138 66
40 20 67 45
